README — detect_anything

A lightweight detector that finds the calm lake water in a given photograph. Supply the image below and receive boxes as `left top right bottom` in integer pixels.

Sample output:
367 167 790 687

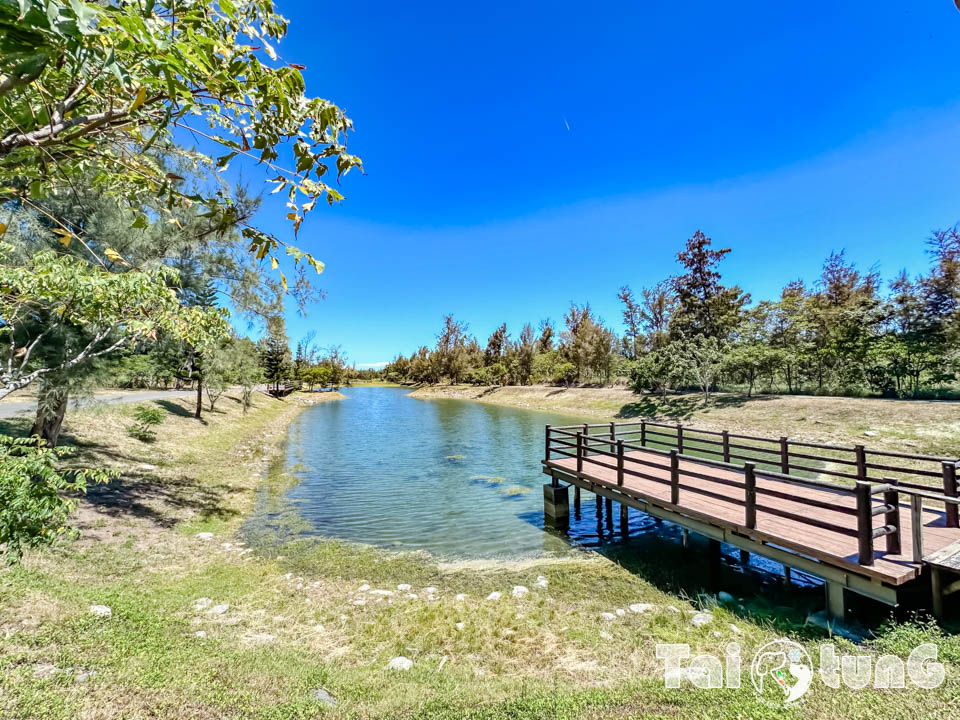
249 387 818 591
253 386 667 558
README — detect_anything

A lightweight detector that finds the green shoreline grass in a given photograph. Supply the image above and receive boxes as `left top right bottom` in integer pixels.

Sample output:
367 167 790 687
1 390 959 718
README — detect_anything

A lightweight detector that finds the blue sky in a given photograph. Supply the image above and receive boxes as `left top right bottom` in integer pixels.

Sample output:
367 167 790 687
240 1 960 367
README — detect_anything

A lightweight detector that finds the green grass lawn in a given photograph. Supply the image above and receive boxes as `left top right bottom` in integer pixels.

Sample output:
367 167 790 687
2 391 959 719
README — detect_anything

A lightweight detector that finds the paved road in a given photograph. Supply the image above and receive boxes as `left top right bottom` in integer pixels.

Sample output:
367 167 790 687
0 390 196 419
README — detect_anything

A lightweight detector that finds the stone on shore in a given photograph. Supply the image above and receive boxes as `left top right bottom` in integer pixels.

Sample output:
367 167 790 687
387 656 413 671
89 605 112 619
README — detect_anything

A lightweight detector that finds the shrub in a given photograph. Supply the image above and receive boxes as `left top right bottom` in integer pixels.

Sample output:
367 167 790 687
127 404 166 442
0 436 114 562
553 362 577 387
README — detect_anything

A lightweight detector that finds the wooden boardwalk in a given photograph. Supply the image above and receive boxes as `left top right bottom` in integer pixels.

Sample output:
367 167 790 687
546 448 958 586
542 421 960 619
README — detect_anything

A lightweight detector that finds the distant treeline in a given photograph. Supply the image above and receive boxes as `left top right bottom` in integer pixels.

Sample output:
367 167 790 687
382 228 960 399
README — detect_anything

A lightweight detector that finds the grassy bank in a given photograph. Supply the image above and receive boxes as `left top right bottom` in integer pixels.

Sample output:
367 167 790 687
1 390 959 718
408 385 960 457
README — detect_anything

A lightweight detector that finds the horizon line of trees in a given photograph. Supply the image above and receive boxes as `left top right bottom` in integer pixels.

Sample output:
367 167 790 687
381 227 960 400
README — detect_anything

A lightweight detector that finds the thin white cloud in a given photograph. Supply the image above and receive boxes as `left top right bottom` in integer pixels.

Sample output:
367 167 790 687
356 361 389 369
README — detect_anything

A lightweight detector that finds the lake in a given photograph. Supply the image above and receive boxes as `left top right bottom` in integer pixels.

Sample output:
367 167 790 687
250 386 676 559
248 386 817 590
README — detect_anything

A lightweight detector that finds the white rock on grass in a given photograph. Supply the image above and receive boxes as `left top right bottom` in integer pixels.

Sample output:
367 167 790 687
424 586 438 594
207 604 229 616
511 586 529 599
397 584 412 592
195 532 214 541
629 603 654 614
32 663 59 678
455 622 465 630
193 598 212 611
486 591 501 601
599 612 616 621
89 605 112 619
386 656 414 672
370 589 394 596
313 688 337 706
534 575 548 589
405 593 418 600
690 612 713 628
358 584 371 592
615 608 626 616
455 593 468 601
666 605 680 614
194 631 207 639
729 623 742 635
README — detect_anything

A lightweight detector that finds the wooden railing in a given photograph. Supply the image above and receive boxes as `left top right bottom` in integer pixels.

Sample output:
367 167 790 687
544 421 960 567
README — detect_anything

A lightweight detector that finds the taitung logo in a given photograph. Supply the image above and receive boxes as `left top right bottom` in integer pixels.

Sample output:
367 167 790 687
751 639 814 704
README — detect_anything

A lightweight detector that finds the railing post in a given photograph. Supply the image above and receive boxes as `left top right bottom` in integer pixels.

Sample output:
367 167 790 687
576 432 583 474
884 478 901 555
640 420 646 447
545 425 551 462
677 423 684 454
855 444 867 484
779 436 789 474
609 421 616 446
617 440 624 487
582 423 589 462
942 462 958 529
910 494 925 563
722 430 730 463
744 462 756 530
856 481 874 566
670 450 679 505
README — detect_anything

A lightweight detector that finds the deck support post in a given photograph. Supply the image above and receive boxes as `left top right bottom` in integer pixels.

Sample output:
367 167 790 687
670 450 680 506
707 539 722 589
825 580 845 621
740 549 750 566
620 503 628 536
543 481 569 529
931 567 944 621
574 485 581 513
855 481 874 566
682 528 689 549
942 462 959 529
783 566 792 586
884 479 902 555
910 494 924 562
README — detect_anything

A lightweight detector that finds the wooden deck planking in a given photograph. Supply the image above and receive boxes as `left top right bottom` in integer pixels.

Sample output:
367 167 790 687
546 448 960 586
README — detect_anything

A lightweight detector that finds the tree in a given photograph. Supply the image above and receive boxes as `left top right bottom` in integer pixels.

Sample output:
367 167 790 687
1 0 362 275
484 323 509 366
629 343 685 398
0 246 227 403
260 334 290 393
536 319 555 353
435 315 469 383
514 324 536 385
678 335 725 403
671 231 748 341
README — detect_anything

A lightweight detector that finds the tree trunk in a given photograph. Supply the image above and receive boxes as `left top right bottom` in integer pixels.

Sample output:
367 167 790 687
30 391 69 447
195 378 203 419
